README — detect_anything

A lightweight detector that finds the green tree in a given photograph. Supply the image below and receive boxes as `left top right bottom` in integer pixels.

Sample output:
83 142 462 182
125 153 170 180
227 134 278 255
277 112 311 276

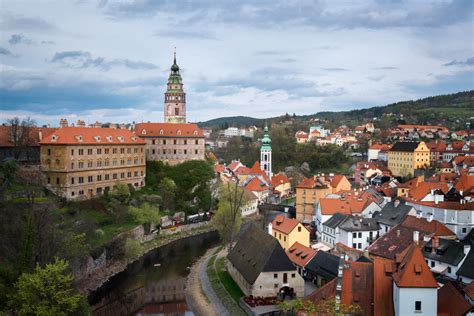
0 159 19 185
157 177 177 211
15 258 84 316
213 182 249 251
128 203 160 226
124 238 141 260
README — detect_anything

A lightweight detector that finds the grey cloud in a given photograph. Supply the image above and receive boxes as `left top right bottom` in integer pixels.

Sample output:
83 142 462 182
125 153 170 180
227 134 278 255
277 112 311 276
443 57 474 67
278 58 297 63
367 75 385 81
103 0 472 29
0 47 17 57
1 17 57 32
321 67 348 72
8 34 33 45
50 50 158 71
154 30 218 40
374 66 398 70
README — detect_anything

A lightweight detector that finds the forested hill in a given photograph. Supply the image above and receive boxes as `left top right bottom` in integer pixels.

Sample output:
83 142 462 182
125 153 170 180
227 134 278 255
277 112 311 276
198 90 474 129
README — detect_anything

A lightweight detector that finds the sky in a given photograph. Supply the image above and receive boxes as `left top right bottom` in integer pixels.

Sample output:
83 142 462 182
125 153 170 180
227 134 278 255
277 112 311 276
0 0 473 126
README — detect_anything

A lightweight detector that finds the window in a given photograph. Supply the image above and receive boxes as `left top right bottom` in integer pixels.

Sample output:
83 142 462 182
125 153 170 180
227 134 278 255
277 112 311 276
127 148 131 154
415 301 422 312
462 228 467 233
195 140 199 145
274 284 278 288
430 261 435 268
97 175 102 181
71 149 74 156
120 148 125 154
352 243 356 248
88 161 93 168
47 149 51 155
358 243 362 249
184 140 187 145
97 160 102 167
174 150 177 154
358 232 362 238
47 177 50 184
298 226 301 232
105 174 109 180
112 148 117 154
195 149 198 154
274 273 278 279
87 148 93 155
127 172 131 178
105 148 109 154
88 176 93 183
56 177 60 185
113 173 117 180
78 177 84 184
291 273 296 278
97 148 102 154
353 233 357 238
71 162 74 169
447 267 451 273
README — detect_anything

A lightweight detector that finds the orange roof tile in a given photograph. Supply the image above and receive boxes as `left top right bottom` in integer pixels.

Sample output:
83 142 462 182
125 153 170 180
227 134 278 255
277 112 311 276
234 166 251 175
438 282 473 316
271 215 301 234
369 143 392 151
454 174 474 194
135 122 204 138
214 163 225 174
286 242 317 267
392 243 438 288
39 126 145 145
271 173 290 187
244 177 269 192
249 161 271 184
227 161 243 172
373 257 395 316
408 182 449 201
319 196 369 216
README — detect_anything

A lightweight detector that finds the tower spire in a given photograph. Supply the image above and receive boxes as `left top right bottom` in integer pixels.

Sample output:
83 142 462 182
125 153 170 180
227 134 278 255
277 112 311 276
174 47 176 64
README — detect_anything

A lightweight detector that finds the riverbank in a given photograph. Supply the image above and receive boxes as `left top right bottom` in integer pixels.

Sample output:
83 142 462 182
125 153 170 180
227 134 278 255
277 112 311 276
76 221 216 295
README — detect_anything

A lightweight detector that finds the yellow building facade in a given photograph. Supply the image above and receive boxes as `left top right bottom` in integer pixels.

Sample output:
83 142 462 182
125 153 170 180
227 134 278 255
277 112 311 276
271 215 310 250
40 126 146 200
388 141 430 177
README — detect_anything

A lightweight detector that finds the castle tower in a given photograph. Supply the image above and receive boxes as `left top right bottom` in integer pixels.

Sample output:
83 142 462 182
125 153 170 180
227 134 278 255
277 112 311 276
164 50 186 123
260 125 272 179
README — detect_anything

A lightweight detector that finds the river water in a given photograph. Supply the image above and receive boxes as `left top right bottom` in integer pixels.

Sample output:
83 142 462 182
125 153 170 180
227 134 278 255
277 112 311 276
89 231 219 316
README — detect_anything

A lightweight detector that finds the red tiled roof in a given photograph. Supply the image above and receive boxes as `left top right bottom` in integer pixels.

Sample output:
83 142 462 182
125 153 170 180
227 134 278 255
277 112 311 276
406 199 474 211
249 161 271 184
271 173 290 187
271 215 301 234
214 163 225 174
297 174 348 189
426 140 447 152
438 282 473 316
39 127 145 145
401 215 455 237
454 174 474 195
319 195 370 216
227 161 242 172
244 177 269 192
407 182 449 201
286 242 317 267
373 257 395 316
397 124 448 132
369 143 392 151
234 166 251 175
392 243 438 288
135 122 204 138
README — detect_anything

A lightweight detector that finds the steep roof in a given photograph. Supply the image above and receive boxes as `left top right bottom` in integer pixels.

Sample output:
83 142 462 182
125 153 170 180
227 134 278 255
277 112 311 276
423 238 466 266
407 181 449 201
319 196 371 216
271 173 290 187
401 215 455 237
323 213 349 229
392 243 438 288
271 215 301 235
135 122 204 138
389 141 421 152
39 126 145 145
373 200 413 227
249 161 271 184
338 216 380 232
437 282 473 316
286 242 317 267
305 250 339 280
373 257 396 316
227 224 295 284
368 224 425 260
244 177 270 192
457 247 474 280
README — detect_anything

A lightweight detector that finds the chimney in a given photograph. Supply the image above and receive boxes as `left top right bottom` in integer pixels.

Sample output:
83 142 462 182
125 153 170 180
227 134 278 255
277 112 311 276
394 199 400 207
397 230 400 237
427 213 433 222
76 120 86 127
59 118 68 128
413 230 420 245
432 236 439 253
416 211 422 219
38 130 43 141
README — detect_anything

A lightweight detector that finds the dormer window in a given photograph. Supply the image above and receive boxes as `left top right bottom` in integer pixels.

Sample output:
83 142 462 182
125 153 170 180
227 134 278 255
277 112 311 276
177 130 181 135
193 130 198 135
160 129 164 135
131 136 136 142
75 135 83 142
51 135 58 142
107 136 113 142
117 136 124 142
141 129 146 135
94 136 101 142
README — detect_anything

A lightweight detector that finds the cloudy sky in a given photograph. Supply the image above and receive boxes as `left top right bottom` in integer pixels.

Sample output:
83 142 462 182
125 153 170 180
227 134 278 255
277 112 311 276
0 0 473 126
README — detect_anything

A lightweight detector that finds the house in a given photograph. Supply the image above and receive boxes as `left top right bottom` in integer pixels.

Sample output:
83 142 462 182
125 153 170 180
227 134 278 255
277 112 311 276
296 174 351 223
392 243 438 316
422 237 470 280
269 215 310 250
286 242 317 277
388 141 430 177
240 190 259 217
321 213 349 248
244 177 270 203
271 173 291 198
315 192 382 240
135 122 205 165
39 126 146 200
227 224 304 297
372 199 416 234
304 250 339 287
336 215 381 250
295 130 309 143
368 143 392 161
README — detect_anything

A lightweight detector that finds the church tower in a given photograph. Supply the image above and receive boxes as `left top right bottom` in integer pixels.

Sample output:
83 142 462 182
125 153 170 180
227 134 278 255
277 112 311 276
164 50 186 123
260 125 272 179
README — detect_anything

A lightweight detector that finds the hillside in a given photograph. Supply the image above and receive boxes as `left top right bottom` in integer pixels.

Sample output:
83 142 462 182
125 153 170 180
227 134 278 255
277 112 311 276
198 90 474 129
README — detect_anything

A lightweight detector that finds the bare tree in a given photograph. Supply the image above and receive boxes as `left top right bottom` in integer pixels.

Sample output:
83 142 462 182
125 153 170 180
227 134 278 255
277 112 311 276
6 117 37 161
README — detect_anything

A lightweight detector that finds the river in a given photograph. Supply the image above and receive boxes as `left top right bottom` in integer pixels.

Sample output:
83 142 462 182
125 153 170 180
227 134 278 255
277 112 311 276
89 231 219 316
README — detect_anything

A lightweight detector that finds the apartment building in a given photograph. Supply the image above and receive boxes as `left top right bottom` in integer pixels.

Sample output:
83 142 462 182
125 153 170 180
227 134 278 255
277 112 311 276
388 141 430 177
39 126 146 200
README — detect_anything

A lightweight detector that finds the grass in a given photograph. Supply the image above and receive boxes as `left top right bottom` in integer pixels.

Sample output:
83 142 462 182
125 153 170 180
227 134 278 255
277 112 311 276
206 253 247 316
215 257 245 303
281 196 296 206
